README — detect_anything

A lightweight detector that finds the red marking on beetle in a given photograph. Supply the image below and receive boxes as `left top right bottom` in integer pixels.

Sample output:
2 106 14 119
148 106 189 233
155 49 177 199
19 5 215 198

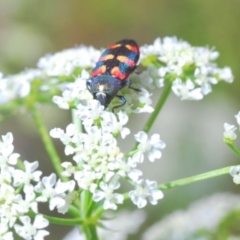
108 43 122 49
117 55 135 67
92 65 107 77
111 67 126 80
99 54 114 61
125 44 139 53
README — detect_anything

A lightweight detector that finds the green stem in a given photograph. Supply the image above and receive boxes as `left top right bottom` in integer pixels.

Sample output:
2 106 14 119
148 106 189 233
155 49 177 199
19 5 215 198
68 205 81 218
72 107 82 134
119 166 232 203
158 166 231 190
93 207 104 219
82 224 99 240
44 215 83 225
71 107 83 212
143 80 172 133
132 81 172 151
80 190 94 218
29 211 82 225
227 143 240 155
15 184 24 195
31 105 66 181
82 225 91 240
125 149 139 158
89 225 99 240
16 159 25 170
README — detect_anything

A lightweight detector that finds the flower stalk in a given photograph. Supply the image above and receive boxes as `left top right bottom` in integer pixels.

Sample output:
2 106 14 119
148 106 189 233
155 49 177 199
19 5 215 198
158 166 231 190
143 79 173 133
31 105 67 181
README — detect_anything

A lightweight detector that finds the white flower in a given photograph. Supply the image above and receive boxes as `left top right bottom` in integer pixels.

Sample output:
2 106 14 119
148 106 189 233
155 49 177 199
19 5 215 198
13 185 38 214
52 95 71 109
35 173 58 201
134 131 166 162
235 111 240 126
230 166 240 184
14 215 49 240
34 174 64 210
140 37 162 58
172 78 203 100
56 190 76 214
52 70 91 109
35 174 75 214
92 181 124 210
50 124 76 141
0 165 12 184
223 123 237 141
133 89 154 113
0 183 18 227
194 65 217 95
0 183 15 205
50 124 77 155
74 170 98 191
13 161 42 187
53 180 76 214
218 67 234 83
117 111 128 124
129 179 163 208
77 100 104 127
117 157 142 182
93 158 116 182
0 221 13 240
61 162 76 177
1 206 18 228
138 71 155 90
1 132 14 145
0 132 20 166
101 111 130 138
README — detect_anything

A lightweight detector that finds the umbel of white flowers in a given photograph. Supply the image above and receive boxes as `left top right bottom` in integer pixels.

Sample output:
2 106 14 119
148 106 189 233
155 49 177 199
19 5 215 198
224 111 240 184
0 37 233 107
0 37 234 240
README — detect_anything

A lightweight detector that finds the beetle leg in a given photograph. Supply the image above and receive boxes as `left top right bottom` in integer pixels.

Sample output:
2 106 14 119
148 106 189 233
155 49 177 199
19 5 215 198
112 95 126 113
128 80 141 92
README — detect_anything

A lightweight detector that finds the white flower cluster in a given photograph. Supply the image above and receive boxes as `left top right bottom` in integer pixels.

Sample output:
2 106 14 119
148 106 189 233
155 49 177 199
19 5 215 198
230 166 240 184
0 69 42 104
53 70 154 114
223 111 240 184
140 37 234 100
50 99 165 210
37 45 101 76
223 111 240 142
0 37 235 239
0 133 76 240
0 45 102 112
52 70 93 109
0 37 234 111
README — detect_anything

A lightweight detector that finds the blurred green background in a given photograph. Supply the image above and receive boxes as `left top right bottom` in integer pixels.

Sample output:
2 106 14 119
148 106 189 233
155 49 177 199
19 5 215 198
1 0 240 239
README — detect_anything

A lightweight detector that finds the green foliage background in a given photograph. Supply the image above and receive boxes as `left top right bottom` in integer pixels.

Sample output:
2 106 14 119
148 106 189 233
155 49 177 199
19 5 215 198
0 0 240 239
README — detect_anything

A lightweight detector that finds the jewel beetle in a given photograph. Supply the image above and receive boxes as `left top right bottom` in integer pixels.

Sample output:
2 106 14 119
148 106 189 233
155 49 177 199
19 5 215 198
86 39 141 112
